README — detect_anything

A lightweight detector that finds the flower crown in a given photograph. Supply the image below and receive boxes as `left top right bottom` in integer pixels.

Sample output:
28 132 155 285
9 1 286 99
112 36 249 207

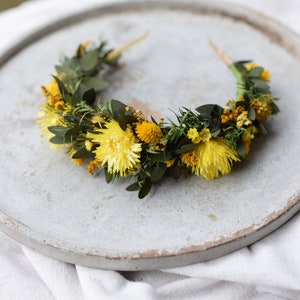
38 34 279 198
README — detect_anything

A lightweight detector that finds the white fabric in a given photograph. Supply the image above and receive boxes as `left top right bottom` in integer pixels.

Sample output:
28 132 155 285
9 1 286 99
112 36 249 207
0 0 300 299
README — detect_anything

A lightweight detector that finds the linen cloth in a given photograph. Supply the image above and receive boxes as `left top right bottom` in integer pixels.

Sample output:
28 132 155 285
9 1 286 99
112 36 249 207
0 0 300 299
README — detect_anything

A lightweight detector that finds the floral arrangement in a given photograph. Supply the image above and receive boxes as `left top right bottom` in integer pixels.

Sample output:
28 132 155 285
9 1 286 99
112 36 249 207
38 35 279 198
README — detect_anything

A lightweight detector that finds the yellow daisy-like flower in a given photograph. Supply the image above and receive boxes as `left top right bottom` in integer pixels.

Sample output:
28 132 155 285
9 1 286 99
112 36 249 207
187 128 211 144
181 138 240 179
246 63 271 82
87 120 142 176
135 121 162 143
242 125 259 157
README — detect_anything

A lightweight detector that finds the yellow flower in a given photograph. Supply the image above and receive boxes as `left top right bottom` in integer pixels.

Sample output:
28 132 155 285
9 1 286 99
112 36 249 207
37 102 65 149
41 79 62 106
236 111 252 127
85 140 94 152
87 120 142 176
165 159 176 168
242 125 258 157
135 121 162 143
246 63 271 82
187 128 211 144
251 97 273 121
69 149 85 166
87 159 102 176
181 138 240 179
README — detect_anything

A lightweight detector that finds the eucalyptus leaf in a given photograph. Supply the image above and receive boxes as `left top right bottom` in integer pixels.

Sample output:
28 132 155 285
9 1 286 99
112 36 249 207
118 115 137 130
82 77 109 92
126 182 140 191
248 66 263 78
148 151 173 162
248 107 256 121
80 50 99 72
151 164 167 182
49 135 69 144
71 147 94 159
138 178 152 199
47 126 68 137
175 143 198 155
82 88 96 105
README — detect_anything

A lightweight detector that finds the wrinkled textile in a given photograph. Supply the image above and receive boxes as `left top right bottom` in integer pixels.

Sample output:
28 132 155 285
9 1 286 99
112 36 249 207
0 0 300 299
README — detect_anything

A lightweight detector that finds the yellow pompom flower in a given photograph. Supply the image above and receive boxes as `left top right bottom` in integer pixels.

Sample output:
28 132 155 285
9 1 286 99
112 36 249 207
246 63 271 82
135 121 162 143
181 137 240 179
87 120 142 176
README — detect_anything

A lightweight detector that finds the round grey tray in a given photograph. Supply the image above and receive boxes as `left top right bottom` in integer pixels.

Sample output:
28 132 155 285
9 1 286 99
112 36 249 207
0 0 299 270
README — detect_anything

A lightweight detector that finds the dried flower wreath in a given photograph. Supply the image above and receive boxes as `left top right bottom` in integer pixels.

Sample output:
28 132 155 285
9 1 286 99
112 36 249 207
38 34 279 198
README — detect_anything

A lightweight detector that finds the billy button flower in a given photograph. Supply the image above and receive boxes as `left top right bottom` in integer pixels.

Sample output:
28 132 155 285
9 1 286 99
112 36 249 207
135 121 163 143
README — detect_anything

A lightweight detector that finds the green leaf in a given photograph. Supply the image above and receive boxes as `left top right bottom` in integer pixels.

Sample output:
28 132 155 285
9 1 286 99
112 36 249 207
47 126 68 137
237 141 246 157
118 115 137 131
49 135 68 144
248 107 256 121
105 169 114 183
81 77 109 92
151 164 167 182
71 147 94 159
271 101 280 114
257 122 268 134
138 178 152 199
248 66 263 78
80 50 99 71
103 99 129 120
250 78 270 93
175 143 198 155
148 151 174 162
126 182 140 191
82 88 96 105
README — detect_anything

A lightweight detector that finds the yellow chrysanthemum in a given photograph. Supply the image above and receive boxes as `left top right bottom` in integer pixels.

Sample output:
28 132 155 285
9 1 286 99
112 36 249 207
87 120 142 176
242 125 259 157
135 121 162 143
246 63 271 82
181 138 240 179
